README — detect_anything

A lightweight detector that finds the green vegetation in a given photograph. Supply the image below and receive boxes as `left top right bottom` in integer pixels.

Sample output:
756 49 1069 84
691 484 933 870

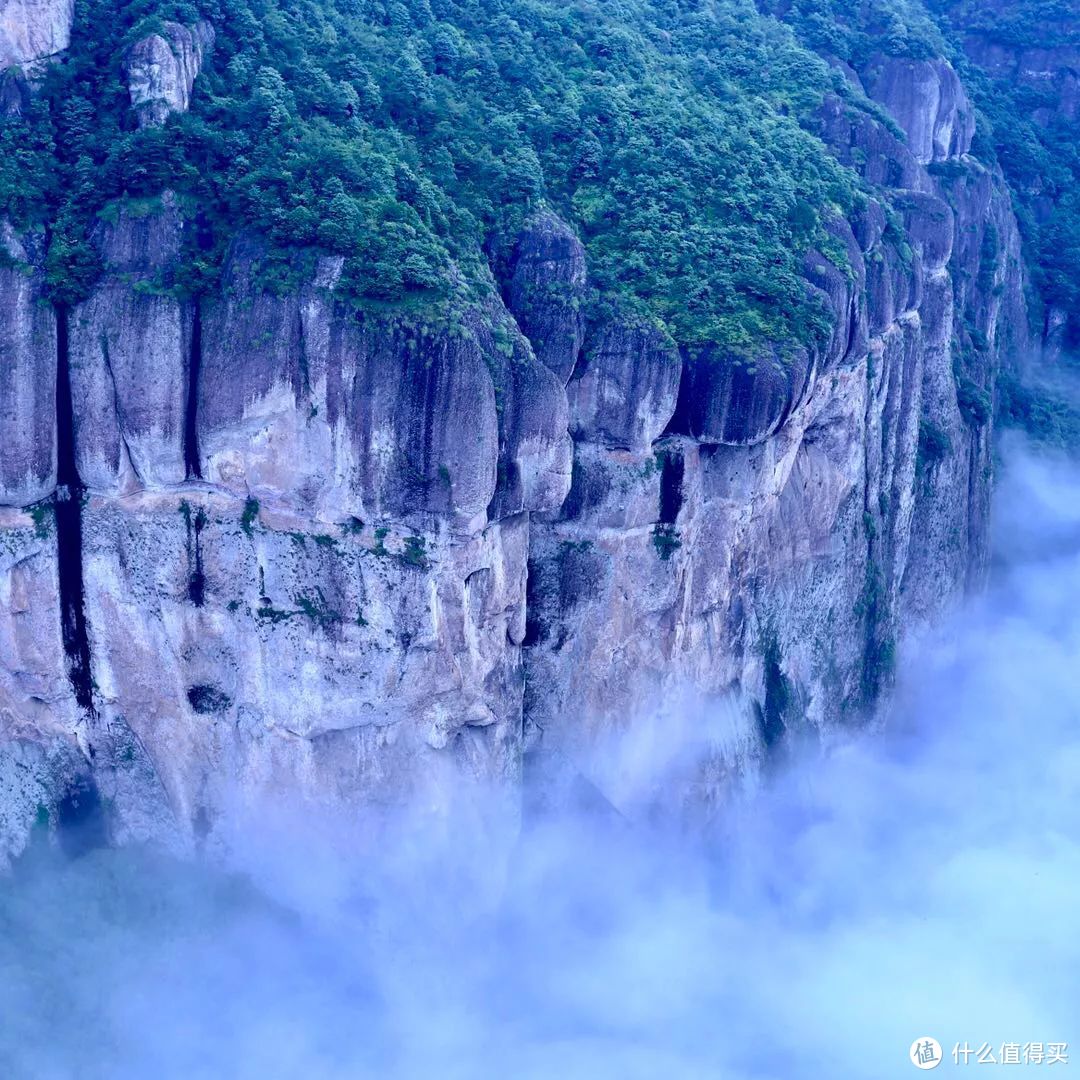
773 0 945 66
955 371 992 427
255 589 343 630
29 500 54 539
862 631 897 702
186 683 232 713
240 496 259 536
651 523 682 562
917 418 952 471
998 368 1080 450
0 0 881 352
7 0 1070 362
255 603 295 625
400 535 428 568
295 589 343 629
930 0 1079 49
855 563 896 704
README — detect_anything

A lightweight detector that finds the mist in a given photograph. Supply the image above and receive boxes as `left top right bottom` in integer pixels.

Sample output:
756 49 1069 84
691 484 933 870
2 438 1079 1079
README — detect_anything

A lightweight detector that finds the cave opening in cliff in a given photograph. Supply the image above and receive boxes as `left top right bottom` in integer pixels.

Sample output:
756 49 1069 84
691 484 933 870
53 304 96 715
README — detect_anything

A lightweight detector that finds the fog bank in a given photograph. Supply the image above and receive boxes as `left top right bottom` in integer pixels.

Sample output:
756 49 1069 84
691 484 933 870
2 440 1078 1079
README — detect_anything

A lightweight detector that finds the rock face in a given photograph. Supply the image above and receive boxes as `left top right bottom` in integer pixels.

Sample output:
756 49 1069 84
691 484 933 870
69 195 191 492
1 225 55 506
567 321 680 450
864 56 975 164
125 21 212 126
522 56 1025 809
0 32 1033 859
0 0 73 73
671 344 816 446
196 250 504 525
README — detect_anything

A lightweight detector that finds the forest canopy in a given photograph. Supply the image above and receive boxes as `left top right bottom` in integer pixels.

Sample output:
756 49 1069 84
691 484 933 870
0 0 874 351
5 0 1073 355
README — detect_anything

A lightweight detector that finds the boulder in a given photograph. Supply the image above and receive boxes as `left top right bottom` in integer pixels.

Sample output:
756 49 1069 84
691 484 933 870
567 319 681 450
504 211 587 384
125 20 213 127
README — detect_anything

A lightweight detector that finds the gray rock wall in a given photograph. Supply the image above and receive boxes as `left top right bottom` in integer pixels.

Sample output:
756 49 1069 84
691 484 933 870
0 0 73 73
1 226 55 507
522 53 1026 811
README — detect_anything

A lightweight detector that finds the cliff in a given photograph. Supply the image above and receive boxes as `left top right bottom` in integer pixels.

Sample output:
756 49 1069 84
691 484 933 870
933 0 1080 360
0 2 1038 860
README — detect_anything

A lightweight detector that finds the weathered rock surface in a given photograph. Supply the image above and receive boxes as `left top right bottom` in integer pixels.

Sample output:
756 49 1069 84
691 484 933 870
1 225 55 506
69 196 190 492
125 21 212 126
480 308 573 521
77 492 528 835
198 253 503 525
671 344 816 447
566 320 681 450
864 56 975 164
523 58 1026 810
0 0 73 72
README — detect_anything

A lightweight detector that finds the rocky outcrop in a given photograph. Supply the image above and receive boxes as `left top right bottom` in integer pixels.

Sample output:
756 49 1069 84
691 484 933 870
863 56 975 164
504 212 587 385
125 21 212 127
566 320 680 450
197 251 503 525
671 344 816 446
192 247 569 528
523 62 1025 810
0 0 73 73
